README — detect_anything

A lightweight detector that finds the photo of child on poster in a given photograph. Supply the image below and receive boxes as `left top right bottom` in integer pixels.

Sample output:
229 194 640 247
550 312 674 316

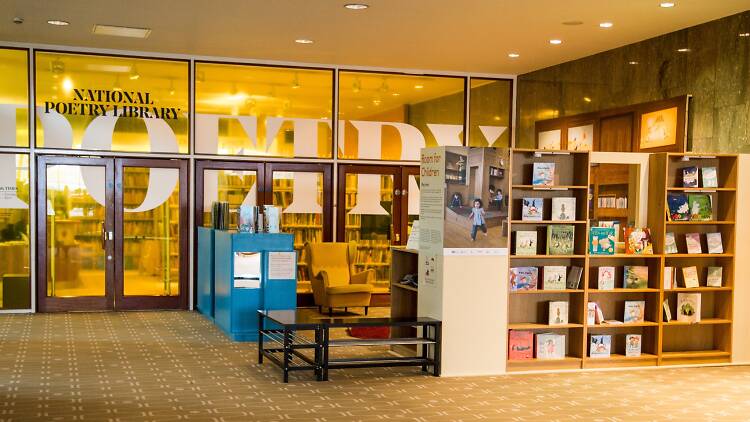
443 147 509 248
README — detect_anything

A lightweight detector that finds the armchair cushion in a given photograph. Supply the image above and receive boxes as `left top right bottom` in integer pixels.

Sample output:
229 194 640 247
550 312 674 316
350 269 375 284
327 284 373 295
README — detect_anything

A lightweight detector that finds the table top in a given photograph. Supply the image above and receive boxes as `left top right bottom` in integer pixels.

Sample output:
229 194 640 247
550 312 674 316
259 310 440 328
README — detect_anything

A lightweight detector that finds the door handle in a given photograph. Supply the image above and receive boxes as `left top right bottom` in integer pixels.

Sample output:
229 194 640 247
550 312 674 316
101 223 106 249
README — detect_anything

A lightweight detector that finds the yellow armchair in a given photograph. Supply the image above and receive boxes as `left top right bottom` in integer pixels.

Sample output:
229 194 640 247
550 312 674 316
304 242 374 316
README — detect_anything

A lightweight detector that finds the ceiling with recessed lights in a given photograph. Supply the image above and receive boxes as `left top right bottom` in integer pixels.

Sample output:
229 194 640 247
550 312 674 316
0 0 748 75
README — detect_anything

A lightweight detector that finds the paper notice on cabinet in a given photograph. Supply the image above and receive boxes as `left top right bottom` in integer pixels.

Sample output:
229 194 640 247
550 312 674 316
268 251 296 280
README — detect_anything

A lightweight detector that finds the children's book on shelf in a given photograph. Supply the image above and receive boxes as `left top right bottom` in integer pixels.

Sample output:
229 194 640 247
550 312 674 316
625 334 642 357
589 335 612 358
667 193 690 221
566 266 583 290
706 232 723 254
685 233 703 254
536 333 566 359
676 293 701 323
624 227 654 254
623 266 648 289
664 266 675 290
598 221 621 242
623 300 646 323
542 266 567 290
548 301 569 325
532 162 555 186
664 232 678 254
587 302 598 325
682 166 699 188
509 267 538 291
551 197 576 221
687 193 713 221
706 266 723 287
521 198 544 221
547 225 575 255
508 330 534 360
701 167 718 188
663 299 672 322
681 266 700 288
589 227 615 255
515 231 538 255
597 266 616 290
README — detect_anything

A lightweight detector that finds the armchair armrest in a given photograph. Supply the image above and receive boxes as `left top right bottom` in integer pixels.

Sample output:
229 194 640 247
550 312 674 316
315 270 331 289
351 268 375 284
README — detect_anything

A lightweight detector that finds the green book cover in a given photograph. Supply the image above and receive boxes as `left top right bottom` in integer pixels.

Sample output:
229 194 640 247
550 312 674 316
547 225 575 255
623 266 649 289
687 193 712 221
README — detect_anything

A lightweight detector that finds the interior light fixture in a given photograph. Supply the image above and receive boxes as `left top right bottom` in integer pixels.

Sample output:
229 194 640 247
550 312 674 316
344 3 369 10
549 39 562 45
508 53 520 58
628 61 639 65
352 78 361 93
291 73 301 89
50 58 65 78
372 99 381 106
128 65 140 80
391 92 400 96
599 22 613 28
414 84 424 89
677 48 690 52
740 32 750 37
47 20 69 26
62 77 73 93
93 24 151 38
295 38 313 44
113 76 122 92
660 2 675 8
168 79 175 96
378 79 389 93
583 97 592 103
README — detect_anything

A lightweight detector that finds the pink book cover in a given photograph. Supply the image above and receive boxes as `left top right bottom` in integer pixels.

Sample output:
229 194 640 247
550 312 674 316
508 330 534 360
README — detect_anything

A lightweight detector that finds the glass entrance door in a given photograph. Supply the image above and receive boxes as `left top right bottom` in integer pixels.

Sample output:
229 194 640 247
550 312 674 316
37 156 188 311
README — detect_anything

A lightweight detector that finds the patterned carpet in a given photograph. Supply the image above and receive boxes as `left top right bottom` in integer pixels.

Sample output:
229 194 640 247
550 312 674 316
1 311 750 421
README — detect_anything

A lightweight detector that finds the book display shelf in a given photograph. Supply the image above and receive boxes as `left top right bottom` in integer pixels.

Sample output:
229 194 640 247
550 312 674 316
650 153 736 366
506 150 737 372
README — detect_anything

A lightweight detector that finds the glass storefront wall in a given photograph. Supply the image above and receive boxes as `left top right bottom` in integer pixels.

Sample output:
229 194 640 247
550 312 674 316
469 78 513 148
0 154 30 309
0 49 29 148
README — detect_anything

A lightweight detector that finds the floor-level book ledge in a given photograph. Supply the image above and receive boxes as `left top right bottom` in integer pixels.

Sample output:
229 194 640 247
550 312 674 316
583 353 658 368
506 356 582 372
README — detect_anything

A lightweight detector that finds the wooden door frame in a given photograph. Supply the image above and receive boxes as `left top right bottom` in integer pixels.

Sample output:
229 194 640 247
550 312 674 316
114 157 189 310
399 166 420 246
36 155 115 312
336 164 402 243
265 162 333 242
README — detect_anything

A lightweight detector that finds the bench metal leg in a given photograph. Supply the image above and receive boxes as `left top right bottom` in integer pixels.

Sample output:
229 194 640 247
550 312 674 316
433 323 442 377
258 313 264 364
322 326 330 381
283 328 290 383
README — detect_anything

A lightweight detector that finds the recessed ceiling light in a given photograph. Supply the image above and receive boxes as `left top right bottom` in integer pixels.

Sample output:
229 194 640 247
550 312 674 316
93 24 151 38
562 21 583 26
549 39 562 45
508 53 520 58
599 22 613 28
677 48 690 52
47 20 69 26
344 3 369 10
295 38 313 44
414 84 424 89
62 77 73 92
628 61 639 65
583 97 592 103
740 32 750 37
660 2 675 8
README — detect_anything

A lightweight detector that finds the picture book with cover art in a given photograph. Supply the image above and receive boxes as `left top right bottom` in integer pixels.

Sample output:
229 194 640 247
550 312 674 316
548 301 569 325
587 302 598 325
532 162 555 186
625 334 642 357
687 193 712 221
677 293 701 323
515 231 538 255
706 232 723 254
521 198 543 221
624 227 654 254
681 266 700 288
663 299 672 322
667 193 690 221
589 335 611 358
551 197 576 221
624 300 645 323
665 232 678 254
508 330 533 360
707 266 723 287
542 266 567 290
566 266 583 290
623 266 648 289
509 267 538 291
598 266 615 290
685 233 702 254
664 266 675 290
702 167 718 188
589 227 615 255
682 166 699 188
536 333 565 359
547 225 575 255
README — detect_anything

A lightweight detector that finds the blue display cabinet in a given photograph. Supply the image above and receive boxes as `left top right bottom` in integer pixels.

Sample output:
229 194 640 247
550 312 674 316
196 227 215 320
212 230 297 341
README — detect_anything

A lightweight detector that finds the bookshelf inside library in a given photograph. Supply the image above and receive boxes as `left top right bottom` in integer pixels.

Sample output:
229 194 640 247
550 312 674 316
506 150 737 372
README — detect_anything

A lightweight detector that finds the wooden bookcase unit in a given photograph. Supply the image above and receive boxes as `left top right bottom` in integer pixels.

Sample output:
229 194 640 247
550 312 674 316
506 150 737 372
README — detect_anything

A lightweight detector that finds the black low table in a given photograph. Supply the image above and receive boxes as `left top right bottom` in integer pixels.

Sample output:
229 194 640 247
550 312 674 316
258 310 442 382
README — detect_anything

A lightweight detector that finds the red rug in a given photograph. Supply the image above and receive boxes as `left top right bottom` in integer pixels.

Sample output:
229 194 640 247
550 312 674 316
347 326 390 339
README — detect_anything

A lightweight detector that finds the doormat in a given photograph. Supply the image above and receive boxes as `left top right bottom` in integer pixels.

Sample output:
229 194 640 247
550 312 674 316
347 326 390 339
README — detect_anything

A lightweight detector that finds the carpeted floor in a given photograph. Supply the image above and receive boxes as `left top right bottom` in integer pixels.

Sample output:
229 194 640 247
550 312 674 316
1 311 750 421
